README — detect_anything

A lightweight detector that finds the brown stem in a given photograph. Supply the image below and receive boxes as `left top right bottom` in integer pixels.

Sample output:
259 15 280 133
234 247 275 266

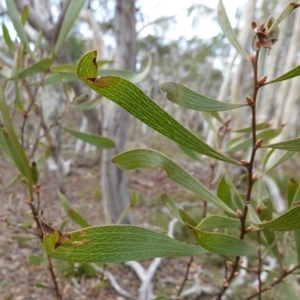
176 256 193 299
20 73 48 148
244 264 300 300
27 197 62 299
257 231 262 300
215 50 261 300
47 254 62 300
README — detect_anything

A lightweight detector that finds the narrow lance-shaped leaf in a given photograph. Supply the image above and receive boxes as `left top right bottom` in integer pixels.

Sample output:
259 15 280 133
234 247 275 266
5 0 31 54
217 0 250 61
43 224 207 263
161 194 184 223
259 150 295 178
73 97 102 111
196 215 241 230
266 65 300 84
178 207 198 227
192 228 256 256
263 137 300 151
2 23 14 53
160 82 246 111
234 122 270 133
268 2 300 36
8 58 53 80
112 149 235 214
98 55 152 84
256 205 300 231
0 84 32 193
63 127 115 148
54 0 86 54
58 191 90 228
77 51 239 165
226 128 281 153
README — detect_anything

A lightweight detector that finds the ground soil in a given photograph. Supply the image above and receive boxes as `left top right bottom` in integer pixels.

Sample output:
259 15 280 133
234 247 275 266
0 154 217 300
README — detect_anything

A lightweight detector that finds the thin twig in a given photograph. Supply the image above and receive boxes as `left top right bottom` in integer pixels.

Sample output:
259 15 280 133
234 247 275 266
21 73 48 148
47 253 62 300
215 49 261 300
176 256 194 299
244 264 300 300
257 231 262 300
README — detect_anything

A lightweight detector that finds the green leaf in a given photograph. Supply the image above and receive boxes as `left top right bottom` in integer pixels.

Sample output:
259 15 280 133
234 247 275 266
263 137 300 151
226 129 281 153
34 282 52 289
63 127 115 148
98 55 151 84
0 99 32 197
5 174 22 189
5 0 31 54
27 254 45 266
288 180 299 208
40 73 77 85
217 0 250 61
268 3 300 36
50 64 75 73
31 162 39 184
77 51 239 165
73 96 102 111
2 23 14 53
234 122 270 133
192 228 256 255
43 225 207 263
160 82 246 111
196 215 241 230
21 4 29 24
11 235 34 243
178 144 203 162
295 229 300 264
54 0 86 54
259 150 295 178
266 64 300 84
161 194 183 223
58 191 90 228
10 58 53 80
256 205 300 231
112 149 235 214
178 207 198 227
217 175 232 209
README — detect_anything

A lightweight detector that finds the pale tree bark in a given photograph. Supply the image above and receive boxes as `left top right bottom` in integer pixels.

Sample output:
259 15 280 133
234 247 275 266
230 0 256 135
257 0 288 121
206 1 256 146
273 9 300 129
101 0 136 224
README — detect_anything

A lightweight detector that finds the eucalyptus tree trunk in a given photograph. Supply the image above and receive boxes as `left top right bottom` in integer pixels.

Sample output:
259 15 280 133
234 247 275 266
101 0 136 224
230 0 256 135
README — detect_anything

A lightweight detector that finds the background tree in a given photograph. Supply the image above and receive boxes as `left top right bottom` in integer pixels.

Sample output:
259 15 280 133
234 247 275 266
101 0 136 224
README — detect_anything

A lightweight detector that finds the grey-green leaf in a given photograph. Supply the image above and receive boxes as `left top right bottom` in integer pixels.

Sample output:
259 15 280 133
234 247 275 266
268 3 300 36
63 127 115 148
58 191 90 228
226 129 281 153
160 82 246 111
54 0 85 54
77 51 239 165
263 137 300 151
266 64 300 84
217 0 250 61
44 225 207 263
196 215 241 230
256 205 300 231
192 228 256 255
112 149 235 214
